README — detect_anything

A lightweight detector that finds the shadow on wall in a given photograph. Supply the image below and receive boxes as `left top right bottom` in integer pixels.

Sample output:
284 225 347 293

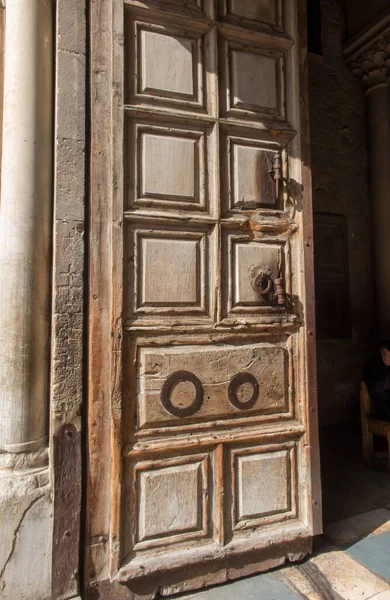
308 0 376 427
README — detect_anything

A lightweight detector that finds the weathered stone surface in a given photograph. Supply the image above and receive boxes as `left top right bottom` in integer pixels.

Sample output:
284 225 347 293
346 0 389 38
58 0 86 54
52 3 86 429
57 49 86 142
52 206 84 434
56 137 86 221
0 469 52 600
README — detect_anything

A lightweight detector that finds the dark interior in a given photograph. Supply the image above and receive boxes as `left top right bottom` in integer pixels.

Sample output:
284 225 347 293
308 0 390 526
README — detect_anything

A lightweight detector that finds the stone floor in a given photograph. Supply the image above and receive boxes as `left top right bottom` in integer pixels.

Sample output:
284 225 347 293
167 426 390 600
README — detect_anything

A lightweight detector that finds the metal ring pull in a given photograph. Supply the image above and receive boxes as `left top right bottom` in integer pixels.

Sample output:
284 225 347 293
253 272 273 296
228 372 259 410
251 265 273 295
160 370 203 418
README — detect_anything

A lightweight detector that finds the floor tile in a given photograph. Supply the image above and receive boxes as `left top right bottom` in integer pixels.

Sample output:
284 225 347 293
309 548 390 599
368 591 390 600
181 572 300 600
347 531 390 583
277 566 322 600
324 509 390 546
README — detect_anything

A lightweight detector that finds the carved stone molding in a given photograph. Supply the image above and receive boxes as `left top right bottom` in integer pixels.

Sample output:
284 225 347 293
344 10 390 90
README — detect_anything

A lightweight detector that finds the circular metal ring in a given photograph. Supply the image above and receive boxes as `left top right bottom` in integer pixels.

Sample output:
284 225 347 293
228 372 259 410
161 370 203 418
254 273 273 295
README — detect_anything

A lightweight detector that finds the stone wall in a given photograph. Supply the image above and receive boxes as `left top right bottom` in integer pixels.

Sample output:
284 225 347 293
346 0 389 37
309 0 376 426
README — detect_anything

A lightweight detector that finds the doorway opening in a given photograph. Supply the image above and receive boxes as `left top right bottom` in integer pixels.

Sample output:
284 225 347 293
309 0 390 538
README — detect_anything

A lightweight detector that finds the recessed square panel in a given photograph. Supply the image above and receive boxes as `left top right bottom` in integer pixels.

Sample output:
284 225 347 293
138 462 202 540
140 29 196 99
231 49 278 111
233 242 282 307
234 448 291 523
220 129 285 215
141 132 198 200
228 0 278 25
129 454 210 549
232 142 277 208
127 121 211 213
221 39 284 120
140 237 199 306
129 0 205 16
222 233 285 316
128 226 210 318
125 16 216 113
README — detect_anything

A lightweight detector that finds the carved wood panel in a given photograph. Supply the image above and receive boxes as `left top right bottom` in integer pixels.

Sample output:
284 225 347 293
128 453 210 549
230 442 297 530
218 0 283 31
135 342 291 430
220 40 284 119
126 119 214 213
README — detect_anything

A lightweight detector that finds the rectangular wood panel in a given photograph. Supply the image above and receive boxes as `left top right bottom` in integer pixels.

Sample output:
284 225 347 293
136 342 290 430
126 119 212 212
219 126 290 215
218 0 283 31
227 0 278 24
221 230 289 318
122 451 211 557
220 36 285 120
126 223 214 320
135 458 208 542
140 30 197 98
125 14 216 113
230 443 297 530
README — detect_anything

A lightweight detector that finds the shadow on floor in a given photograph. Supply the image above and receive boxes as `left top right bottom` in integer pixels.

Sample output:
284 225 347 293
320 424 390 524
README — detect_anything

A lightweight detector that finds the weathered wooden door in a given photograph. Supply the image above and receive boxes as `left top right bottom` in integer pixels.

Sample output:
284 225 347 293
87 0 321 597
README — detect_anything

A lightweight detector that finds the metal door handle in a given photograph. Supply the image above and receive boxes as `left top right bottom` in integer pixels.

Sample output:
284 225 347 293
252 269 273 296
267 152 282 199
251 265 272 295
250 265 286 307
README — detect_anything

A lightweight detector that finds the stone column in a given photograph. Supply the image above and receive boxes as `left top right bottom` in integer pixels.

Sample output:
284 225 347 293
0 1 53 598
0 0 53 452
345 12 390 337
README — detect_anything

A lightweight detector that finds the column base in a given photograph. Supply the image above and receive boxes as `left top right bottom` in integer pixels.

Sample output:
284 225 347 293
0 452 52 600
2 435 49 454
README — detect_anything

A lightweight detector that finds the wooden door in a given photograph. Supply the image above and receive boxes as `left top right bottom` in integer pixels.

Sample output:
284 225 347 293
87 0 321 597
